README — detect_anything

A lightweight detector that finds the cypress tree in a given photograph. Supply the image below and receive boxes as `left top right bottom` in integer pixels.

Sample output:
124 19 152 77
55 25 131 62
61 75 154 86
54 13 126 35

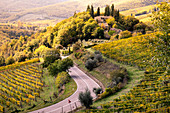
104 5 110 16
86 5 90 12
117 9 120 21
97 7 100 16
115 9 120 22
91 5 94 18
107 6 110 16
111 4 114 16
104 6 107 16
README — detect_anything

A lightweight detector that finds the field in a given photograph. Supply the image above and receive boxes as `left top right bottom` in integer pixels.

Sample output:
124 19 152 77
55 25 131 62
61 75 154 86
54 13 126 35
120 4 157 22
0 59 77 112
86 32 169 112
0 60 43 112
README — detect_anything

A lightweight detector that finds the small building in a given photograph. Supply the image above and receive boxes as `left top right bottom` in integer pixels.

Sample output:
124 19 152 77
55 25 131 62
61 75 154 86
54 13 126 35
94 16 112 23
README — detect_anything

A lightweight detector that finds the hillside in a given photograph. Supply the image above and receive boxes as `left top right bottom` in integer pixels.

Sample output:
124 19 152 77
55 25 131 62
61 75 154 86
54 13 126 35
120 4 157 23
89 32 169 112
0 0 165 22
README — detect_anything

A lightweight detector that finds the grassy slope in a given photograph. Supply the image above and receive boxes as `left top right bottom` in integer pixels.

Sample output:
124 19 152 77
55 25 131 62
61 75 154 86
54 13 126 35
71 48 144 107
87 32 169 112
71 54 111 88
87 48 144 107
120 4 156 22
24 68 77 112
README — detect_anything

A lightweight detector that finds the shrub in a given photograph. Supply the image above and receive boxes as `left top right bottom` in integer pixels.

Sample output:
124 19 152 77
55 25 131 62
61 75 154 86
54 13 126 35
78 88 93 108
94 51 101 55
42 49 60 67
119 30 132 39
0 56 5 66
6 56 15 65
56 72 70 88
18 54 27 62
47 58 73 76
73 42 81 52
108 30 116 36
110 67 127 83
99 90 110 99
74 52 83 59
93 87 103 96
85 59 97 70
94 54 104 62
43 55 60 68
134 22 147 34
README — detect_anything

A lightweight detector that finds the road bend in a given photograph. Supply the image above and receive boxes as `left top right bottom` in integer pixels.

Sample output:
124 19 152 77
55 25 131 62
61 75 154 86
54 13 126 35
30 65 100 113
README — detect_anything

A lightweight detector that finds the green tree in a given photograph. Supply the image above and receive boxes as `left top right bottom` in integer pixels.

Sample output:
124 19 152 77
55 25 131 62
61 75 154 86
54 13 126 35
124 16 139 31
57 58 73 72
119 30 132 39
85 58 97 71
115 9 120 22
111 4 114 17
104 5 110 16
92 27 104 39
34 45 50 57
0 56 5 66
97 7 100 16
73 42 81 52
106 17 116 27
42 49 60 67
83 20 98 39
6 56 15 65
56 71 70 88
134 22 147 34
18 54 27 62
48 33 54 47
90 5 94 18
86 5 90 12
78 88 93 108
47 58 73 76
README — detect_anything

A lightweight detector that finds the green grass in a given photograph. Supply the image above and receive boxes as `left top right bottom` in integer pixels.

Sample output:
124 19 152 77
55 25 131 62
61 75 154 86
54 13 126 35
71 55 111 88
79 48 144 107
25 69 77 113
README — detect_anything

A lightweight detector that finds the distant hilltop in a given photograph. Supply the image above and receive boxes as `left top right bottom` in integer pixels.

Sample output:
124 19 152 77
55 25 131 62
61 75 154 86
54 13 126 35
0 0 166 22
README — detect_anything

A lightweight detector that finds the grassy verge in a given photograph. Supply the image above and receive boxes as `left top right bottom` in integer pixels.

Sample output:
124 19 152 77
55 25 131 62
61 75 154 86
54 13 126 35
74 48 144 107
25 69 77 113
71 55 110 88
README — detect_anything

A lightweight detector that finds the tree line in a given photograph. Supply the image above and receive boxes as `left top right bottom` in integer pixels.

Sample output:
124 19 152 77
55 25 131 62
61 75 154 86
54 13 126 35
86 4 120 21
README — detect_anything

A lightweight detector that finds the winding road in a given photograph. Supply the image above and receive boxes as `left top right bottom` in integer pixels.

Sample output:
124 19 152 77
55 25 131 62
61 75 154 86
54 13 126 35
30 65 100 113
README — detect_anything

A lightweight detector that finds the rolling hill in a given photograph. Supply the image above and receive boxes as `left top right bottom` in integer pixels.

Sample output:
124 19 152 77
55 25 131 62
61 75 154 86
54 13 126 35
0 0 166 23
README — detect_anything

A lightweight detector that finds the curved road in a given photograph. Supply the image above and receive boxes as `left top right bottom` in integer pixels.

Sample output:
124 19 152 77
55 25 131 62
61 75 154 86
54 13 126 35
30 65 100 113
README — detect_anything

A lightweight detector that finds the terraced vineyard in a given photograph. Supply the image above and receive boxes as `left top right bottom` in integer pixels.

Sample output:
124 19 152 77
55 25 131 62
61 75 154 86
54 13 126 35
0 61 43 112
90 32 170 112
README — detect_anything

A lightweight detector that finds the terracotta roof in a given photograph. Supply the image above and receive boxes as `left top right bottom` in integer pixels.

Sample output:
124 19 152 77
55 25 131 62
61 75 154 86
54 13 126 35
94 16 112 23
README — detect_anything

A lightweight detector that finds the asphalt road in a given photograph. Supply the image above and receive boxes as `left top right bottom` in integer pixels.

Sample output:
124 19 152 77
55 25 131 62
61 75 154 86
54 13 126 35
30 65 100 113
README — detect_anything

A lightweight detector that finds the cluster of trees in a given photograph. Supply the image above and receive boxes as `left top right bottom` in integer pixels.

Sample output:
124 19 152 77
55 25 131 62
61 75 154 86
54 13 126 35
104 4 120 22
86 4 120 21
47 58 73 76
52 12 105 47
0 53 30 66
86 4 150 38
